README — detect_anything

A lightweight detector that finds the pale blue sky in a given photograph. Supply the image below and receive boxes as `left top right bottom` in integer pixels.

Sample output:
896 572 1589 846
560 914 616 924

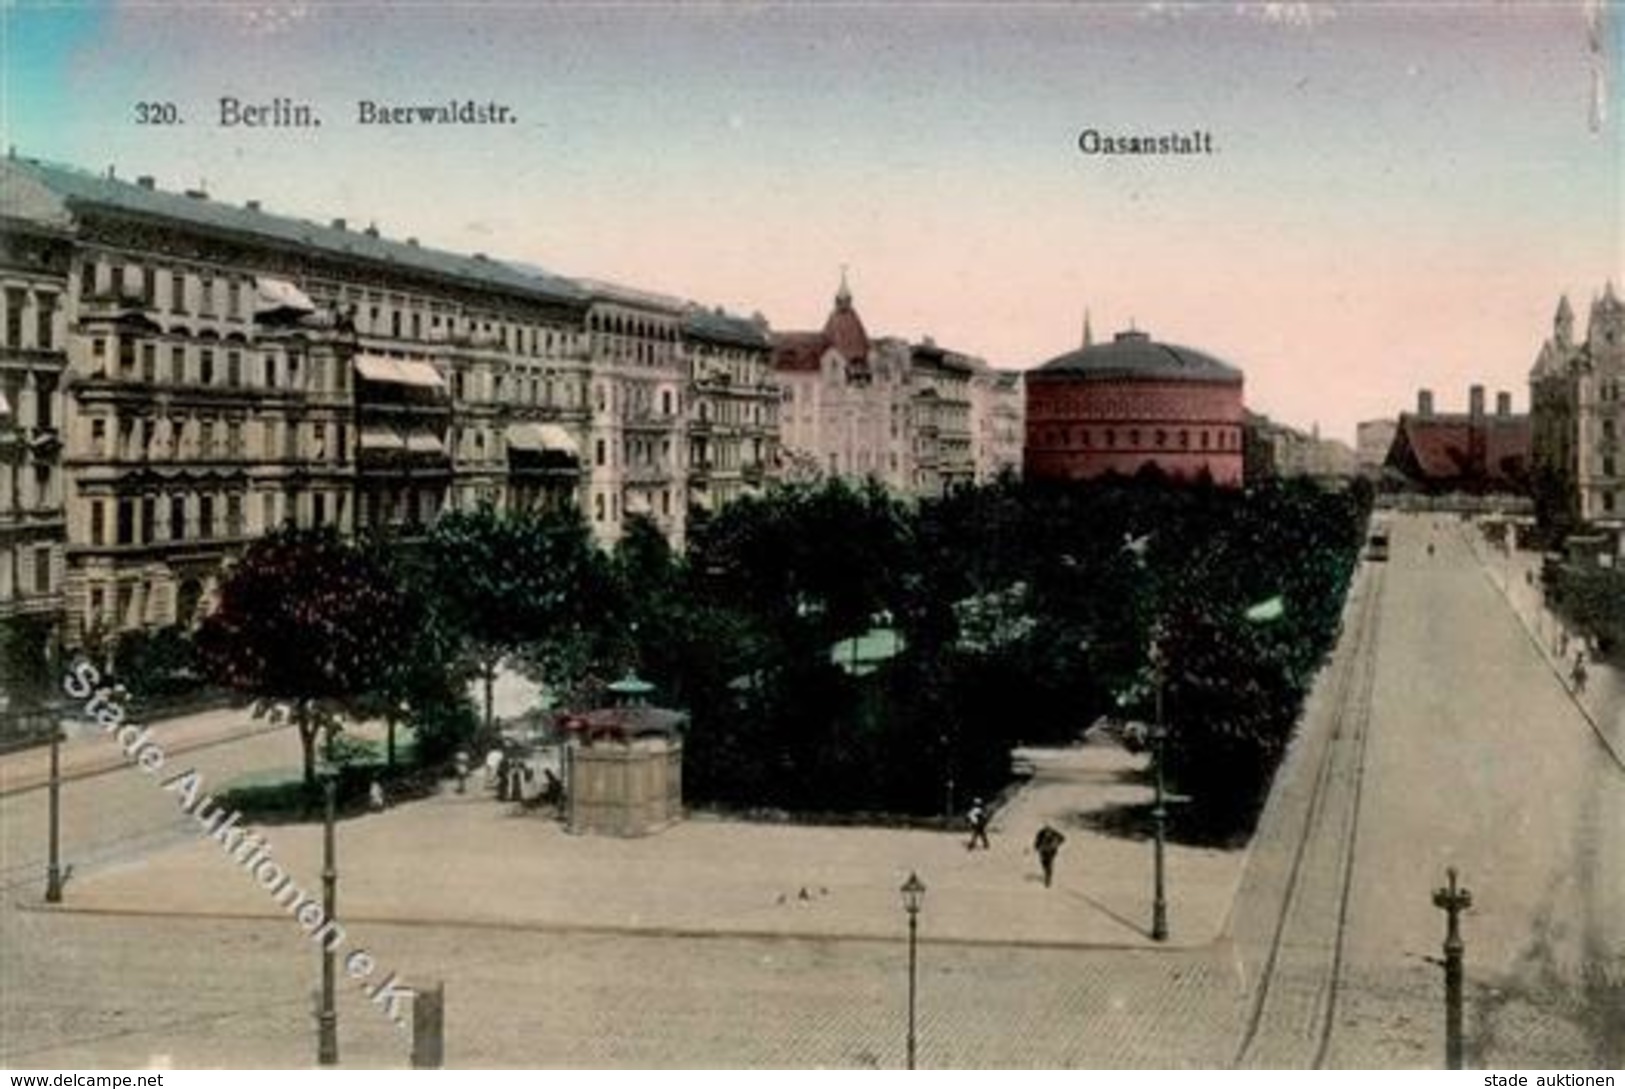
3 1 1619 442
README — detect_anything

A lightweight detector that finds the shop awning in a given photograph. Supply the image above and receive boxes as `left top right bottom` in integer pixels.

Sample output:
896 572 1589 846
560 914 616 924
359 426 405 452
506 422 580 458
254 276 315 316
405 430 446 455
354 355 446 390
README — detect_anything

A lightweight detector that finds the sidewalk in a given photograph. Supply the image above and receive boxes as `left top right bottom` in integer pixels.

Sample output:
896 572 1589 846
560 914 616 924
0 704 290 797
39 741 1244 950
1463 524 1625 757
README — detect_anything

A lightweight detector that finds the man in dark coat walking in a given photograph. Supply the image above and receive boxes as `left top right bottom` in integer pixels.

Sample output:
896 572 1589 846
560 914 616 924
1034 824 1065 887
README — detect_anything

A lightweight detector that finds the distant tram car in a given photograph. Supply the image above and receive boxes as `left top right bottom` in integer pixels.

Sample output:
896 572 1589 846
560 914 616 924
1367 529 1391 562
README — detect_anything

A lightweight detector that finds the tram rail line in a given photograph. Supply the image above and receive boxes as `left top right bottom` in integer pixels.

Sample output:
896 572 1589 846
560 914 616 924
1231 559 1385 1068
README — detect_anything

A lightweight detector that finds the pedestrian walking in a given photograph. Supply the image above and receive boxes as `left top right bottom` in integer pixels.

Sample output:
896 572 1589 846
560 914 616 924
367 779 387 813
1572 650 1588 694
453 750 470 794
966 799 991 850
1033 824 1065 888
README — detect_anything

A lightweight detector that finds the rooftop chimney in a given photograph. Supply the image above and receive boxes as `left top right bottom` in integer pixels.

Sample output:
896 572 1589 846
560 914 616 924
245 199 261 212
1469 384 1485 418
1417 389 1434 417
136 175 155 190
1496 390 1512 416
406 237 419 247
363 222 380 239
330 217 347 231
184 188 207 200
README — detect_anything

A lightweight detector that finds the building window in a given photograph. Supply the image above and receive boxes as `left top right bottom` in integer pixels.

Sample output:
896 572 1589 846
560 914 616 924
4 289 25 346
199 495 214 539
33 545 50 594
200 349 215 386
227 351 241 387
141 496 156 545
171 272 186 313
142 343 157 383
1605 456 1617 477
595 493 605 522
35 293 56 349
595 438 606 467
82 261 98 297
90 418 107 457
312 492 326 527
90 501 106 546
171 495 186 541
227 493 243 537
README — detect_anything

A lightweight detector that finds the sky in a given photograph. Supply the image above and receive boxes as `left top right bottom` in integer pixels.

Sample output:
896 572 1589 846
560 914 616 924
1 1 1620 443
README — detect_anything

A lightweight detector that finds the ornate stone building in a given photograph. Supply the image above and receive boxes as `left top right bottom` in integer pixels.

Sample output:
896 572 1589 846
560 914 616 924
2 156 588 641
682 307 778 518
1024 328 1246 486
908 339 975 497
577 281 688 547
0 208 68 639
968 362 1024 483
1530 286 1625 532
771 276 913 491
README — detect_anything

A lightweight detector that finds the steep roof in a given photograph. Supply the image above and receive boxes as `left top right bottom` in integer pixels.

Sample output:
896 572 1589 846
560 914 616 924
3 157 584 306
1385 413 1531 485
823 293 870 364
770 331 831 372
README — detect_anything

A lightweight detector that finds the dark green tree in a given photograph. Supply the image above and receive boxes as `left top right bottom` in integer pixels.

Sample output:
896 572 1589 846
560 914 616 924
419 503 614 730
197 525 411 787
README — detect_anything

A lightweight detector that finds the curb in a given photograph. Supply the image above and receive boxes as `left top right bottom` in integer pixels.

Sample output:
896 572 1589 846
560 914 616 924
16 897 1222 954
1464 527 1625 773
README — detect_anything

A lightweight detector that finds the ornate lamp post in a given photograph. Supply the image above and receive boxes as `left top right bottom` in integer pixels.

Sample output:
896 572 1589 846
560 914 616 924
1432 868 1472 1070
316 764 339 1066
900 871 926 1070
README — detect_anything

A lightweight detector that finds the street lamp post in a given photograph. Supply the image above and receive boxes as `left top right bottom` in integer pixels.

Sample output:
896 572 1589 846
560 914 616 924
45 725 65 903
1150 679 1168 942
317 767 339 1066
900 871 926 1070
1432 868 1472 1070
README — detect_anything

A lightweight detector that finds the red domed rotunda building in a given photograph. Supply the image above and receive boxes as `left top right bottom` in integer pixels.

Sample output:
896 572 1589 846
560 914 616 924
1024 328 1246 486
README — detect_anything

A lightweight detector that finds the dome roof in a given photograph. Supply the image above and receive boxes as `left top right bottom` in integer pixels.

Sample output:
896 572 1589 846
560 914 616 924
1033 330 1242 384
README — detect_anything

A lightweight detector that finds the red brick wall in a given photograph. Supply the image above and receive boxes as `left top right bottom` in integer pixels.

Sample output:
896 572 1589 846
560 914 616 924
1025 376 1245 486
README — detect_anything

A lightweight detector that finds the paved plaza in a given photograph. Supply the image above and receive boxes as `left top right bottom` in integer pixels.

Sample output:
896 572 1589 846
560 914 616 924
4 511 1625 1068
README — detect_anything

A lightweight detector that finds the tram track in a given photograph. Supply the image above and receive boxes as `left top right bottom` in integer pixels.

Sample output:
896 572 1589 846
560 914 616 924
1231 558 1384 1068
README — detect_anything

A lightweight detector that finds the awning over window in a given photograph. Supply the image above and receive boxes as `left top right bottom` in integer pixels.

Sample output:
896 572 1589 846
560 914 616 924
405 430 446 455
506 422 579 458
360 426 405 452
254 277 315 315
354 355 446 390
